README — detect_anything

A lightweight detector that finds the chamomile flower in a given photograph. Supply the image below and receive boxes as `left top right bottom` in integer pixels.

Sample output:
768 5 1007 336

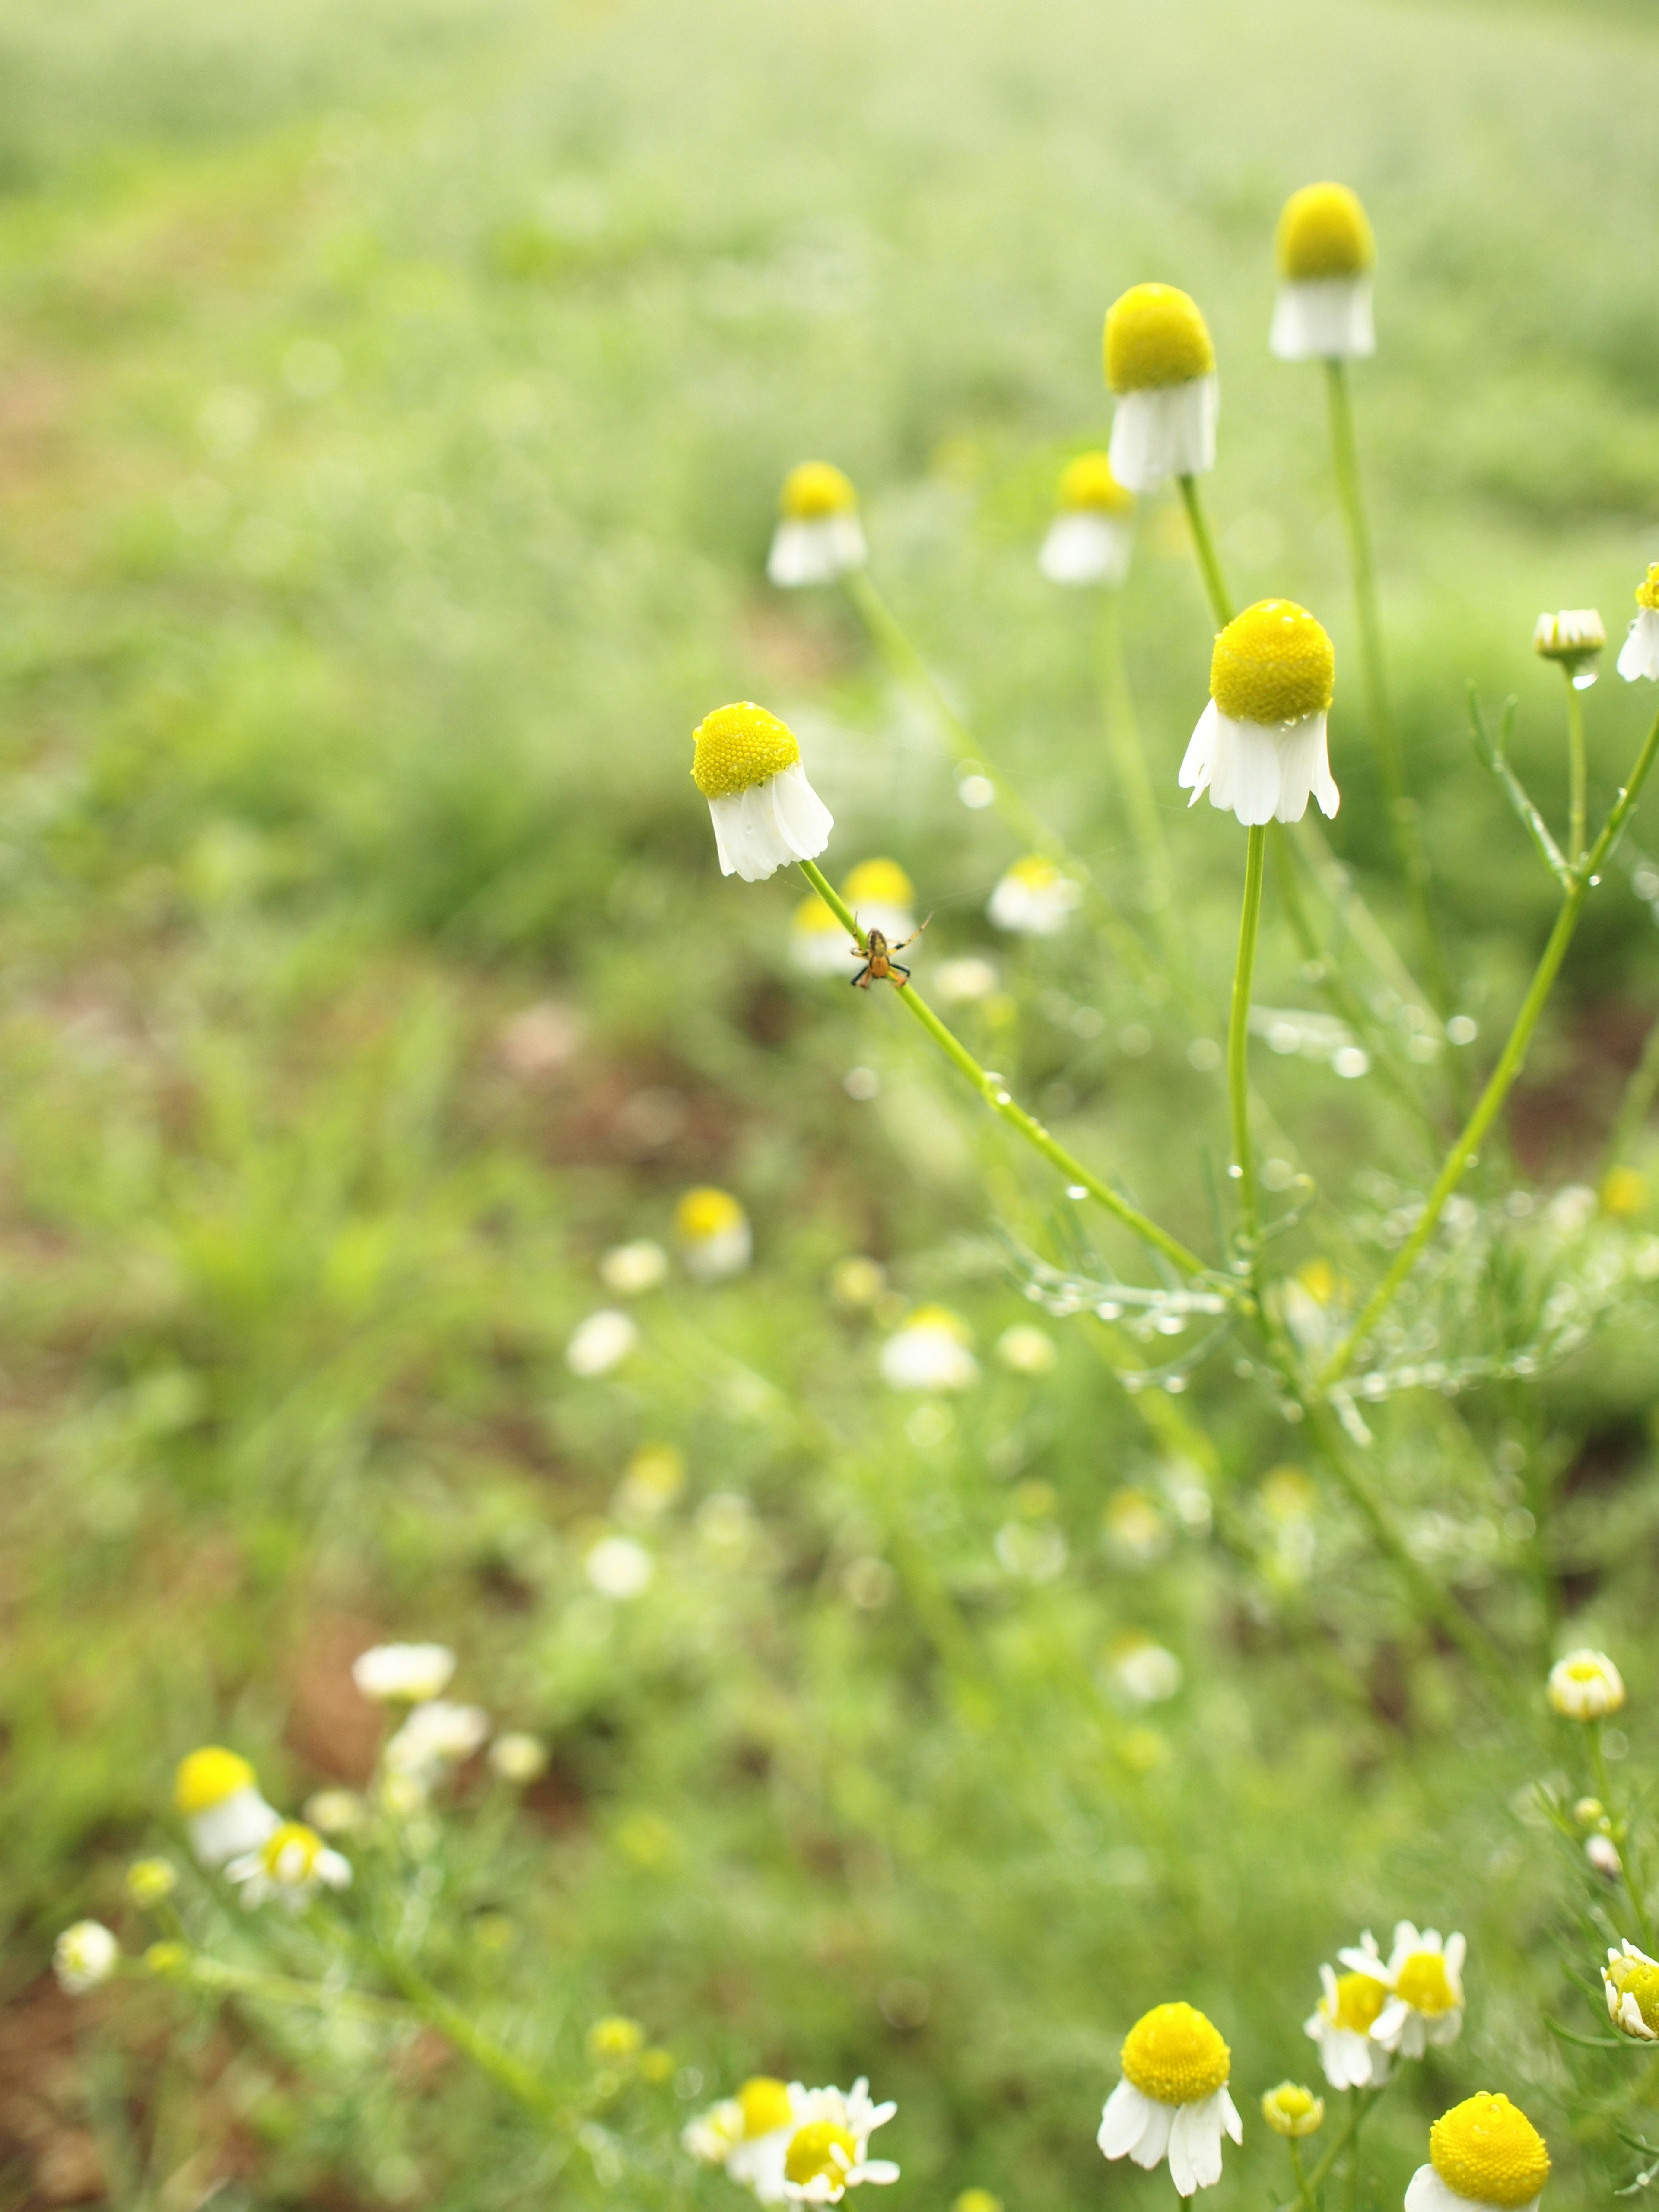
1107 1635 1183 1707
675 1186 753 1281
842 859 918 947
987 855 1081 934
1038 452 1136 588
1261 2084 1325 2139
1533 610 1605 688
352 1643 456 1704
384 1698 492 1789
1548 1648 1625 1719
782 2081 899 2204
686 2076 804 2200
566 1308 639 1376
1104 285 1219 494
174 1746 281 1869
768 463 868 588
1603 1939 1659 2040
54 1921 119 1994
880 1306 979 1392
1180 600 1339 826
1097 2002 1243 2197
600 1239 670 1295
1405 2094 1549 2212
1618 566 1659 683
1305 1962 1392 2088
692 702 833 883
1343 1923 1465 2057
226 1820 352 1909
1270 184 1376 362
489 1731 548 1783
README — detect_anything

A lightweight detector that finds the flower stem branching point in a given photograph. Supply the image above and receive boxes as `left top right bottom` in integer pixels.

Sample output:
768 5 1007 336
692 703 833 882
1105 284 1219 493
1272 184 1376 361
1406 2094 1549 2212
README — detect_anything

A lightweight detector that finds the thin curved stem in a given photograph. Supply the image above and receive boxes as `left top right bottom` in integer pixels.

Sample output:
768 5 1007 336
1565 667 1589 868
1099 587 1181 969
1177 474 1232 629
1229 825 1268 1246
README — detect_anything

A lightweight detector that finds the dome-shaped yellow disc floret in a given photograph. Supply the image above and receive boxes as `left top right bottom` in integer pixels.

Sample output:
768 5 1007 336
1636 563 1659 613
1396 1949 1459 2015
1211 601 1335 725
1607 1952 1659 2035
1429 2094 1550 2209
1005 855 1063 891
738 2078 796 2139
843 858 915 906
904 1305 972 1341
785 2121 859 2187
259 1821 326 1878
1327 1970 1388 2033
1104 285 1216 394
780 462 858 521
1057 451 1135 516
1277 184 1376 281
676 1186 746 1240
1120 2002 1232 2105
1261 2083 1325 2138
175 1746 257 1814
691 702 801 800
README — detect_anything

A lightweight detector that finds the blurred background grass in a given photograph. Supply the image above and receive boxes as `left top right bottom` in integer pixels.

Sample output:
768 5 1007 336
4 0 1659 2205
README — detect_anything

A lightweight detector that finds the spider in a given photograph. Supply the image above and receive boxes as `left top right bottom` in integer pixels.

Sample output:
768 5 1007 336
849 916 930 989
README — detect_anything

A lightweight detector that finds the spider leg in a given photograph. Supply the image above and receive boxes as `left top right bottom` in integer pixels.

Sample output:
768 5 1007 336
888 962 912 985
889 914 933 955
849 964 872 989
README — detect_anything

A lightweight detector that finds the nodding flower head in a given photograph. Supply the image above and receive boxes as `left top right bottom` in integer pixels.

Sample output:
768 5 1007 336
1105 285 1215 392
1277 183 1375 280
1099 2003 1243 2197
1057 452 1135 515
1104 286 1219 493
175 1747 257 1814
770 464 867 586
1407 2094 1549 2212
1041 452 1136 586
691 704 833 881
1182 602 1338 826
175 1745 281 1869
780 462 858 521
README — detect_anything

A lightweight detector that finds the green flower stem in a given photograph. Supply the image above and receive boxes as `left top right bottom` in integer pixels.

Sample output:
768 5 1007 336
1099 586 1182 972
1177 474 1231 631
379 1953 565 2124
1324 359 1449 1011
1565 667 1589 868
1324 699 1659 1386
1287 2137 1322 2212
161 1952 412 2025
1603 1006 1659 1173
1590 1720 1658 1957
1228 824 1268 1246
796 857 1213 1282
840 566 1152 979
1301 2088 1377 2199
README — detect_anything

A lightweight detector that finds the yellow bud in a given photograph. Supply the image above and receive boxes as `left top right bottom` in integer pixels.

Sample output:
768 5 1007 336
1262 2082 1325 2138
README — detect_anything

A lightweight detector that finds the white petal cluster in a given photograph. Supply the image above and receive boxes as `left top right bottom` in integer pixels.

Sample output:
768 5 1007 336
226 1821 353 1910
1109 378 1218 495
566 1308 639 1376
1620 607 1659 681
384 1698 492 1791
1179 702 1338 826
1303 1961 1391 2089
1546 1648 1624 1720
1339 1923 1465 2056
782 2082 900 2204
54 1921 120 1994
879 1309 979 1392
710 762 835 883
1098 2079 1242 2198
1039 511 1133 587
768 513 868 588
1604 1939 1659 2040
987 858 1081 935
1270 278 1374 362
352 1643 456 1704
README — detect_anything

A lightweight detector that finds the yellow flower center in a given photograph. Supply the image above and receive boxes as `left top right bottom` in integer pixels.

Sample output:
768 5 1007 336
781 462 858 521
1429 2094 1549 2209
1602 1166 1649 1219
843 858 915 907
1327 1970 1388 2033
1057 452 1135 515
739 2079 797 2139
175 1746 257 1814
261 1821 324 1880
785 2121 859 2186
1211 601 1335 725
1104 284 1215 393
1637 564 1659 613
1120 2002 1231 2105
588 2016 645 2060
676 1186 745 1241
1005 855 1062 890
691 702 801 800
1396 1950 1457 2015
905 1304 971 1341
1607 1956 1659 2034
1277 184 1375 281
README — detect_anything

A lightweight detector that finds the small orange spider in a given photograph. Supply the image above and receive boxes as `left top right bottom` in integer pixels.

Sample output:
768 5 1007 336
849 916 930 989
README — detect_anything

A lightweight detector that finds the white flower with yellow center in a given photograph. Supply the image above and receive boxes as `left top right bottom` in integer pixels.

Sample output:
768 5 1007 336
489 1731 548 1783
384 1697 491 1789
1181 600 1339 826
676 1185 753 1281
1548 1648 1625 1720
1533 610 1605 689
54 1920 119 1994
1305 1962 1392 2088
987 854 1081 935
685 2075 805 2200
693 702 834 883
1271 184 1376 362
1039 452 1136 588
1107 1634 1183 1707
226 1819 352 1909
352 1642 455 1704
1604 1939 1659 2040
566 1307 639 1376
1342 1923 1465 2056
791 890 852 975
782 2081 899 2204
1098 2002 1243 2197
1618 566 1659 682
768 463 868 588
174 1746 281 1869
842 858 917 947
1104 285 1219 494
1405 2093 1549 2212
600 1239 670 1295
880 1306 979 1392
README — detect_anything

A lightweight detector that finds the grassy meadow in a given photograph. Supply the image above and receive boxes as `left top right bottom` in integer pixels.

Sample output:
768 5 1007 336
5 0 1659 2205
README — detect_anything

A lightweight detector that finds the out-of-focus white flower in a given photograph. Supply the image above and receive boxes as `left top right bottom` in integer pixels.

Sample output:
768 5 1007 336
1039 452 1135 588
1605 1939 1659 2040
1181 601 1338 826
600 1239 670 1295
353 1643 456 1704
1304 1961 1391 2089
174 1747 281 1869
304 1789 367 1836
226 1820 352 1909
1547 1649 1624 1720
385 1698 492 1788
489 1732 548 1783
988 855 1081 935
1341 1923 1465 2058
768 463 868 589
1587 1833 1623 1878
54 1921 119 1994
880 1306 979 1392
1270 183 1375 361
1534 610 1605 689
1260 2083 1325 2139
125 1858 178 1907
1546 1183 1597 1235
934 957 999 1003
567 1308 639 1376
1104 285 1218 494
1404 2093 1549 2212
782 2081 900 2204
1618 566 1659 682
686 2078 807 2202
1103 1487 1168 1563
675 1186 753 1282
1108 1635 1183 1707
995 1325 1057 1374
691 702 833 882
586 1535 655 1599
842 858 918 948
1098 2002 1242 2197
829 1255 887 1309
792 890 854 975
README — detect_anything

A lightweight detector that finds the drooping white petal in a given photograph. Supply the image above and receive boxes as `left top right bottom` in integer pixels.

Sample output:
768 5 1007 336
1038 511 1133 587
188 1786 281 1869
1179 699 1219 807
1273 711 1339 822
1445 1931 1467 1985
1618 608 1659 682
1423 2007 1463 2048
1109 375 1219 494
1099 2079 1151 2159
1206 712 1284 826
1405 2167 1467 2212
708 762 833 882
1168 2094 1227 2196
1370 1996 1411 2050
856 2163 900 2184
1128 2099 1174 2171
1218 2087 1243 2145
768 515 868 587
1270 278 1375 362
